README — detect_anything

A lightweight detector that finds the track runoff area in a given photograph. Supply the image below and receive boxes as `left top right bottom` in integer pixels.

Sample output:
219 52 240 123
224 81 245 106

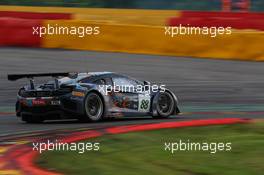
0 48 263 174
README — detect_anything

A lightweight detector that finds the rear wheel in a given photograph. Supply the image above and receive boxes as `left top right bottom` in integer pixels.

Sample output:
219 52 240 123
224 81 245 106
153 92 175 118
83 92 104 122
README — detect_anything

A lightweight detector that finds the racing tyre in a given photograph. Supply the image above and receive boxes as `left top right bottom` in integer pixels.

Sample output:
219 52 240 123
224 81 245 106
154 92 175 118
83 92 104 122
21 114 43 123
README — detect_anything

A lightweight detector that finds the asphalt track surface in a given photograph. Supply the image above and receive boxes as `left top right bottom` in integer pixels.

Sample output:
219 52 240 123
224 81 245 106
0 48 264 137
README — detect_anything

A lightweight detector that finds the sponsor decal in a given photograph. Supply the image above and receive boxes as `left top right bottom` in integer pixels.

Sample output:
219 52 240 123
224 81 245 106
50 100 61 105
111 92 137 109
32 99 46 106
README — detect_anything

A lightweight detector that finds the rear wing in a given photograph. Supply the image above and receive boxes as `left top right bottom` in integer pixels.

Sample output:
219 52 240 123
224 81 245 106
7 72 70 90
7 72 69 81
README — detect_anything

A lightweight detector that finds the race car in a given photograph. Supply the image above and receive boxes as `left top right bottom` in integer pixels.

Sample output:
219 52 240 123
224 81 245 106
8 72 180 123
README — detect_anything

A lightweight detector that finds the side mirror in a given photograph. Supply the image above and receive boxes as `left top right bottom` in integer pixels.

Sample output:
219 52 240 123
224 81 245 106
144 81 151 86
143 81 151 91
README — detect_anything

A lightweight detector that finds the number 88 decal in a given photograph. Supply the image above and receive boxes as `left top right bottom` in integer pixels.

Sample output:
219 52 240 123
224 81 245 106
140 99 149 110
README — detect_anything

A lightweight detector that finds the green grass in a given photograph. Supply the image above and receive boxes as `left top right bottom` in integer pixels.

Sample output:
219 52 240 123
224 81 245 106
37 122 264 175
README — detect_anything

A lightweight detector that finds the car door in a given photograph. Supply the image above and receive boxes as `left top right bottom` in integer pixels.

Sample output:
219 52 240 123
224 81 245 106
109 76 151 115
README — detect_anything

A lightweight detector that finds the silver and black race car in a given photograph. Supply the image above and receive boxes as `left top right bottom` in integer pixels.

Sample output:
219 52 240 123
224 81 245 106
8 72 180 123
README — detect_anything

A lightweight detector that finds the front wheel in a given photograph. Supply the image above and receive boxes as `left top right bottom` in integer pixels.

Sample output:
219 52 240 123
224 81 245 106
153 92 175 118
83 92 104 122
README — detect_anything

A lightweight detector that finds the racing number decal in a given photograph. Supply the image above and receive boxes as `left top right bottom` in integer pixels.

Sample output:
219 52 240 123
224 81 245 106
138 94 150 112
140 100 149 110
